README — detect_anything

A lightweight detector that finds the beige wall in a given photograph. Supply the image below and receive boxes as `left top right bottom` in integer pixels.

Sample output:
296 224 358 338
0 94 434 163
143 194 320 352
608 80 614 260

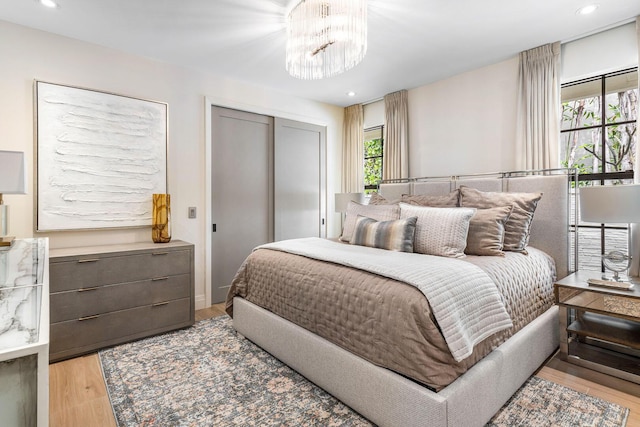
406 22 638 179
0 20 344 308
408 57 520 177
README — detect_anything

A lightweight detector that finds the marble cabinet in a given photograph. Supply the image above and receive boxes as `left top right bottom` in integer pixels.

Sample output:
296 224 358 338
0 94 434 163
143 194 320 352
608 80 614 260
0 238 49 427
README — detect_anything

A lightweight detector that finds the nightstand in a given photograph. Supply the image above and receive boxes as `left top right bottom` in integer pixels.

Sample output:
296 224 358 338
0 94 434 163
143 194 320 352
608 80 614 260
555 271 640 384
0 238 49 426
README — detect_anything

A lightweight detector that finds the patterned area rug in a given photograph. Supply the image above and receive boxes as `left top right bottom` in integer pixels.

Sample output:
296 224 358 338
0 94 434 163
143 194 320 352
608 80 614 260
100 316 629 427
487 376 628 427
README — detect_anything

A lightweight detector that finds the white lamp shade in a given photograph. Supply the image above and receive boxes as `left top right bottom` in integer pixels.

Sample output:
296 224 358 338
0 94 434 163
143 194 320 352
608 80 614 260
0 150 27 194
580 184 640 224
335 192 364 213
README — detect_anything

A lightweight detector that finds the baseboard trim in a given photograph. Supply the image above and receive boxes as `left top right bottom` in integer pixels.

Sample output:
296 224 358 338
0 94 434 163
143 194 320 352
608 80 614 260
195 294 207 310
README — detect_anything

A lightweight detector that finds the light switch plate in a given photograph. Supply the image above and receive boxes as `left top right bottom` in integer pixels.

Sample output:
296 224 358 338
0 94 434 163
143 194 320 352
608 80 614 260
188 207 196 218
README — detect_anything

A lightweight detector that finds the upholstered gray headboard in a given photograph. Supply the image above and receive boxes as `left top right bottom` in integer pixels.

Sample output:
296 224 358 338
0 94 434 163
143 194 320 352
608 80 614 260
379 169 577 279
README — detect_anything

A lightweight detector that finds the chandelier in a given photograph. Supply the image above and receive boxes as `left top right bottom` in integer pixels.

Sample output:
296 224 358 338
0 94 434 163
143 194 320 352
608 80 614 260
286 0 368 80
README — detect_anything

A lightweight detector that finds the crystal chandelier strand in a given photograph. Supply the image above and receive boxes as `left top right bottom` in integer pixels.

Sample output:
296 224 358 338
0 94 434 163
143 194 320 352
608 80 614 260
286 0 368 80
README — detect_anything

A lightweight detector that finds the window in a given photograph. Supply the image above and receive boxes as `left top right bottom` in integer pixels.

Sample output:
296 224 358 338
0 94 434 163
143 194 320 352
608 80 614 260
364 126 383 194
561 68 638 271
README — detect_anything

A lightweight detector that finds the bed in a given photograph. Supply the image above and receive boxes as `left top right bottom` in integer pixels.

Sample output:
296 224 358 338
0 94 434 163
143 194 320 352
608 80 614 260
226 169 576 427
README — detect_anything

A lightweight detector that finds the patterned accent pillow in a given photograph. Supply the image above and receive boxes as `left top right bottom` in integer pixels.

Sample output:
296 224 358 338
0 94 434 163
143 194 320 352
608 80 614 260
400 190 459 207
340 201 400 242
399 203 475 258
465 206 513 257
350 216 417 252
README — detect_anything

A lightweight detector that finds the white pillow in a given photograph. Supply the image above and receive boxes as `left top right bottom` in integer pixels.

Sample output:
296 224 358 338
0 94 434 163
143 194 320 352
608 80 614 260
399 203 475 258
340 201 400 242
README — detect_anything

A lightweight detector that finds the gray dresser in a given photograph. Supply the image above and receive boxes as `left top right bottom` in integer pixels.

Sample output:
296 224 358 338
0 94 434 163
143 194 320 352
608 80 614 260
49 240 194 362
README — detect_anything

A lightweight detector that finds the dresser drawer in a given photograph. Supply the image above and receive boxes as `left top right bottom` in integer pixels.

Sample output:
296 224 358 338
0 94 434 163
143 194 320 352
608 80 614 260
50 249 191 292
50 297 191 357
50 274 191 323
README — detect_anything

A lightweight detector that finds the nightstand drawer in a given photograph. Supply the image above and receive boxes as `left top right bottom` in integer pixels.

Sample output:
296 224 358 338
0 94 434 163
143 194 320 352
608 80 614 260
50 274 191 323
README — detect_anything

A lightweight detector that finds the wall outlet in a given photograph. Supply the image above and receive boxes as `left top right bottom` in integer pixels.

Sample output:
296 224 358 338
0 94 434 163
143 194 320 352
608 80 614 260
188 207 196 219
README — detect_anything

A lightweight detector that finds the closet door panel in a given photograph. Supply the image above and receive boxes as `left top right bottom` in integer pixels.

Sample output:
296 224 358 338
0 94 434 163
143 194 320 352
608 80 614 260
274 119 326 241
211 107 273 303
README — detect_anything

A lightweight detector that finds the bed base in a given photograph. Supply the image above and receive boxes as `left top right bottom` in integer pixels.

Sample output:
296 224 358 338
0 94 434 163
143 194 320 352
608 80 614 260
233 297 559 427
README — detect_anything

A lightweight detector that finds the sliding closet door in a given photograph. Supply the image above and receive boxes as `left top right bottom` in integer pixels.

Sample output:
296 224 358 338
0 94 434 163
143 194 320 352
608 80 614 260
274 118 326 241
211 107 273 304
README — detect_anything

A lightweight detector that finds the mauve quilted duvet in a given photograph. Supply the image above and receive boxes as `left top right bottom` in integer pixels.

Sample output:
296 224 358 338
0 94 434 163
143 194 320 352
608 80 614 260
226 245 555 391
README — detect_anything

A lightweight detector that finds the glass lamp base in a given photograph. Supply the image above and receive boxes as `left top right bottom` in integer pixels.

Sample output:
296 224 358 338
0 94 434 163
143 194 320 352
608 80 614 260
0 204 8 237
602 250 632 282
0 205 15 247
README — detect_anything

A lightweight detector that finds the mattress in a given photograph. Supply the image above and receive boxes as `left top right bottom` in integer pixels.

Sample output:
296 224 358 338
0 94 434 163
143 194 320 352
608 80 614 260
226 243 556 391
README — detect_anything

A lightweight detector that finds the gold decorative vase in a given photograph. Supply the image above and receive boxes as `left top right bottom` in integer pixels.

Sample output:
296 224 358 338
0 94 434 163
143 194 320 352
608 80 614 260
152 194 171 243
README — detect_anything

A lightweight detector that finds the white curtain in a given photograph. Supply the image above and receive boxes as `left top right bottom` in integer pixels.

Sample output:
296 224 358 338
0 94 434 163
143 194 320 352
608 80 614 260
630 17 640 278
383 90 409 180
342 104 364 192
515 42 561 170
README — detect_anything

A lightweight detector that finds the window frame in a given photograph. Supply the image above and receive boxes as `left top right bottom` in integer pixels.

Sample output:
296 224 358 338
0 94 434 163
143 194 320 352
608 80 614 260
364 125 384 192
561 67 637 270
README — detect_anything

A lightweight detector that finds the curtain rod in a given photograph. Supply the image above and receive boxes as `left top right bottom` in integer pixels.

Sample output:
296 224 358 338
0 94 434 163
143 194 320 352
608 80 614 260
362 97 383 106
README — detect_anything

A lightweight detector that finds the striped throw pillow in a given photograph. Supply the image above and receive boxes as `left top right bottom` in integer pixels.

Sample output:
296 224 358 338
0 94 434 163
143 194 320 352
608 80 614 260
340 201 400 242
350 215 417 252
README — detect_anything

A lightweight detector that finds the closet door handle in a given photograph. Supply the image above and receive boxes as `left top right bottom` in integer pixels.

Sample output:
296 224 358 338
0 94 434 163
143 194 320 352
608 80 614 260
78 258 99 263
152 252 169 256
78 287 99 292
78 314 100 321
152 276 169 281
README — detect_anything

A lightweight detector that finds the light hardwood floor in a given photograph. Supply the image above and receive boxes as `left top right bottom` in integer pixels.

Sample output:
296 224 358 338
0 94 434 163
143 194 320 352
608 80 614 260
49 303 228 427
50 303 640 427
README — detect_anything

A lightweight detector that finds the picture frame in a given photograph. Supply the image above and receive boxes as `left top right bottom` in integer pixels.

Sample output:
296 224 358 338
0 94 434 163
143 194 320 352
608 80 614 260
35 81 168 231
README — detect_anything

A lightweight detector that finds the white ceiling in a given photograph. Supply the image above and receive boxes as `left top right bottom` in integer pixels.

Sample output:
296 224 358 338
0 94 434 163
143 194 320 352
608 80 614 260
1 0 639 107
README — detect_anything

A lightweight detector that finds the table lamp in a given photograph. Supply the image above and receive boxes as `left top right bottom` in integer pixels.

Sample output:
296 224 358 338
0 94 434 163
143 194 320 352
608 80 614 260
0 150 27 247
580 184 640 281
335 192 365 228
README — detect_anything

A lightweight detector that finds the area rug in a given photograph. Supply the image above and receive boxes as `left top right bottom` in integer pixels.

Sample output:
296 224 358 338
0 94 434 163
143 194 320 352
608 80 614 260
99 316 629 427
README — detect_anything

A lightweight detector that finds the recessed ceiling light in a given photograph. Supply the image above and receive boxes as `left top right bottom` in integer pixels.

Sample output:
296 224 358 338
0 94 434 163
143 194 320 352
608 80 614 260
39 0 59 8
576 4 599 15
347 91 356 97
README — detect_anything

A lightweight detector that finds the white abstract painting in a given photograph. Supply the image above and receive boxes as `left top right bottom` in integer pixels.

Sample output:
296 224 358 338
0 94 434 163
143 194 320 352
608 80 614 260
36 82 167 231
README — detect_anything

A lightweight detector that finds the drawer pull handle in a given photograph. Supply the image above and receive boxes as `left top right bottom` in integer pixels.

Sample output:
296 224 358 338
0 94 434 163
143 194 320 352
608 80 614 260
78 314 100 321
152 276 169 281
78 258 99 263
152 252 169 256
152 302 170 307
78 287 99 292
